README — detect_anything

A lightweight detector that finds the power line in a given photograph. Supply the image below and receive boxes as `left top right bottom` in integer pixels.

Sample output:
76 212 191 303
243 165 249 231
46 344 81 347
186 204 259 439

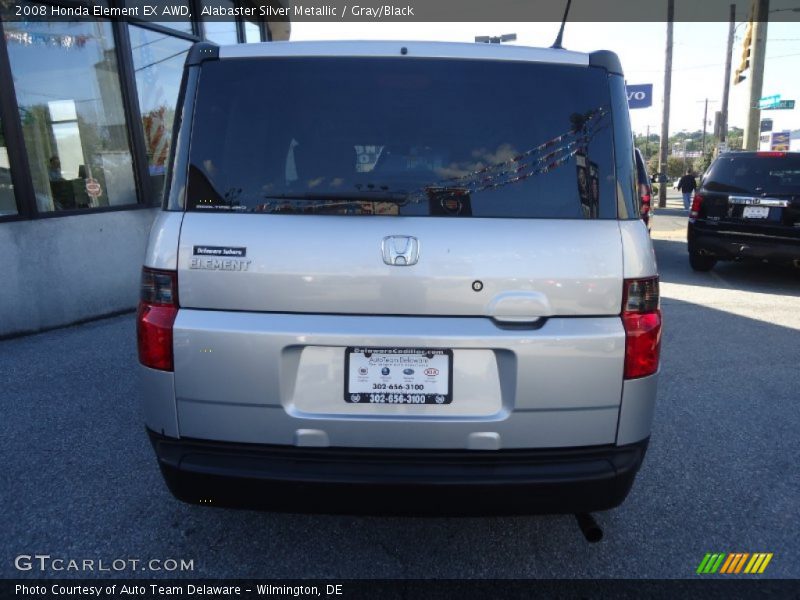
626 51 800 74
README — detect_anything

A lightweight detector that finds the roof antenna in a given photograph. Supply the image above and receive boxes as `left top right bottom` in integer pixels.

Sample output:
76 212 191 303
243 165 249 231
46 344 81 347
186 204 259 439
551 0 573 49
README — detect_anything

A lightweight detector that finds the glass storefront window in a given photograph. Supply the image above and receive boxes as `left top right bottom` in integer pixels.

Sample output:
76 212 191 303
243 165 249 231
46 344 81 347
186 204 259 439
0 116 18 216
128 25 191 201
202 0 239 45
244 20 262 43
5 17 137 212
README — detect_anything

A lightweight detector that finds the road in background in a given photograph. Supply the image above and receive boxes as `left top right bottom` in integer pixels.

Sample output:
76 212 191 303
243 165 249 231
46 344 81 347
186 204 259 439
2 196 798 578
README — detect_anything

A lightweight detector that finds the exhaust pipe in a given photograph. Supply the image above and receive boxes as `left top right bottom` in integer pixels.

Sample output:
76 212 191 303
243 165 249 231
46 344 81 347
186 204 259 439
575 513 603 543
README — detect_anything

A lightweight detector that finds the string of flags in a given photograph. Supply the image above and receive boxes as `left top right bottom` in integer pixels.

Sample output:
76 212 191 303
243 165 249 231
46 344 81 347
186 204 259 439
408 107 608 202
4 30 90 49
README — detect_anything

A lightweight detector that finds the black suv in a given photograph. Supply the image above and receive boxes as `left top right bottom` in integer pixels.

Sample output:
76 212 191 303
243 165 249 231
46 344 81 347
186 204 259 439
687 151 800 271
634 148 653 230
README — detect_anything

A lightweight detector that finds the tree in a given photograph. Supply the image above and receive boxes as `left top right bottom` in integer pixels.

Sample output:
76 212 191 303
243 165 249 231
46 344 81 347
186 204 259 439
634 133 660 161
727 127 743 150
698 150 715 174
666 156 694 178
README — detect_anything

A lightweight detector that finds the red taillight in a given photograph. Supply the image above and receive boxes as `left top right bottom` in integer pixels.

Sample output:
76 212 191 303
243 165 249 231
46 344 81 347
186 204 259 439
756 151 786 157
639 183 652 226
622 277 661 379
137 267 178 371
641 193 651 224
689 193 703 220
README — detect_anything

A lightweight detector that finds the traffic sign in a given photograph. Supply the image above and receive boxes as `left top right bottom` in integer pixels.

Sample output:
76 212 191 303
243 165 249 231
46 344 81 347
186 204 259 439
763 100 795 110
758 94 780 109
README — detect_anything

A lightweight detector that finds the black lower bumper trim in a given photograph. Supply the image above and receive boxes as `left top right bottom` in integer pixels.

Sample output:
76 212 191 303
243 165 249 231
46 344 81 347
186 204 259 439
147 429 649 515
689 227 800 263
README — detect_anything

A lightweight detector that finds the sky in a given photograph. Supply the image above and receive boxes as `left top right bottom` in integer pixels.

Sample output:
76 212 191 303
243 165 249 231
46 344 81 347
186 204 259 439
289 21 800 138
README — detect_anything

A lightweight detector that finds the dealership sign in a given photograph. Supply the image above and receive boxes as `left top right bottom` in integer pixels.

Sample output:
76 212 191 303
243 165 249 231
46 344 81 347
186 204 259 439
771 131 790 151
627 84 653 109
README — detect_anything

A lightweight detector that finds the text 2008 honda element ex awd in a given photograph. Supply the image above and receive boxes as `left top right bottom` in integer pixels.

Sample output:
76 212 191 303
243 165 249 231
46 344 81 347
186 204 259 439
138 41 660 516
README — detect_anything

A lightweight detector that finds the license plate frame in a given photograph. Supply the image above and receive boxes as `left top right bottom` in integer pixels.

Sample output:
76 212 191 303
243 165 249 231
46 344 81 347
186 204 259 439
344 347 453 405
742 205 770 219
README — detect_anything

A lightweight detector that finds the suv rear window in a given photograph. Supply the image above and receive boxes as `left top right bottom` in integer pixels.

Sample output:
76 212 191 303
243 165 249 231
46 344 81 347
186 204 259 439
704 154 800 195
186 57 617 218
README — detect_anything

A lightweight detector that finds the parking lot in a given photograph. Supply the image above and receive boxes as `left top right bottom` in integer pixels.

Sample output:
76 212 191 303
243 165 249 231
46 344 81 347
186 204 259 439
2 192 798 579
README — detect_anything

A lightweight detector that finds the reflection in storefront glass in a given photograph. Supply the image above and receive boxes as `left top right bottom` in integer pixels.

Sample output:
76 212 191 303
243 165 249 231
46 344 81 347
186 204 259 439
129 25 191 201
244 20 262 43
202 0 239 45
5 18 137 212
0 116 17 216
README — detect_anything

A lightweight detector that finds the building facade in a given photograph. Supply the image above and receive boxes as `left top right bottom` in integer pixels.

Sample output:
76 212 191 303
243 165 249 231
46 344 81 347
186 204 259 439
0 3 286 336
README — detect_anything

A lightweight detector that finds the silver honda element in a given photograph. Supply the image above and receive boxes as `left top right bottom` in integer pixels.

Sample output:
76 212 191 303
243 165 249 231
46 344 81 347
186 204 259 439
138 40 660 516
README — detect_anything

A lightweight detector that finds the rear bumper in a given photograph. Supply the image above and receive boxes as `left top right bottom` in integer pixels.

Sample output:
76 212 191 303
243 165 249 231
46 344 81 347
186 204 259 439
148 429 649 515
688 224 800 263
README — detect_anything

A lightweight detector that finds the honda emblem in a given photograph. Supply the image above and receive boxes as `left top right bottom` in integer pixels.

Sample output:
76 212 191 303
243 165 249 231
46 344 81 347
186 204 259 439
381 236 420 266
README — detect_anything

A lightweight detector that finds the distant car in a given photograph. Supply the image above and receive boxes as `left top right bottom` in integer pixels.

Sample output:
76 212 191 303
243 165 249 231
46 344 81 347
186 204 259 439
687 151 800 271
634 148 652 230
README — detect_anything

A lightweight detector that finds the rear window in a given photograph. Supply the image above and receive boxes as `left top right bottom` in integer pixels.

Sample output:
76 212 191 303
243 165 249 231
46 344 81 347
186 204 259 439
186 57 617 218
704 154 800 195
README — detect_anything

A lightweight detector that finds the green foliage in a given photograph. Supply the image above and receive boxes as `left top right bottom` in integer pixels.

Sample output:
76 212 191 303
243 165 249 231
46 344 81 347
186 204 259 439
647 154 660 175
667 156 696 178
726 128 743 150
698 150 715 174
638 126 745 176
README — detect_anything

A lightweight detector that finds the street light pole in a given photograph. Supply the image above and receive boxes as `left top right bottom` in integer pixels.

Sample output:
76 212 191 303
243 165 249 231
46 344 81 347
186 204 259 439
699 98 718 156
658 0 674 209
702 99 709 155
743 0 769 150
684 139 688 170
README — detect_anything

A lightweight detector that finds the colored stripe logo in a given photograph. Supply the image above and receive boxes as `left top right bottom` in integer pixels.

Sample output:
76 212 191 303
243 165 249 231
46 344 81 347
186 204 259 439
697 553 773 574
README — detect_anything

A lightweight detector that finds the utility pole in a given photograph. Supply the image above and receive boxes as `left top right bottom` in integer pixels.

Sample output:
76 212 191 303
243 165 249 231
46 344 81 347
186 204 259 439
699 98 718 155
658 0 674 209
702 99 709 155
720 3 735 146
743 0 769 150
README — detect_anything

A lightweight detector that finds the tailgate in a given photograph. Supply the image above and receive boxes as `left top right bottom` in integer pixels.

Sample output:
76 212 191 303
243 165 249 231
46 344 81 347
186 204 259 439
702 190 800 235
178 213 623 318
172 311 626 449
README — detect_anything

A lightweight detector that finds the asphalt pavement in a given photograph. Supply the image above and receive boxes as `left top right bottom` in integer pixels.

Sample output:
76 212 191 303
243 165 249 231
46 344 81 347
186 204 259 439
2 192 798 579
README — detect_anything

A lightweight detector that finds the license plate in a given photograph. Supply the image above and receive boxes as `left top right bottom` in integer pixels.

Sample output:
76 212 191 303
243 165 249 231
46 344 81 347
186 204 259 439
345 347 453 404
743 206 769 219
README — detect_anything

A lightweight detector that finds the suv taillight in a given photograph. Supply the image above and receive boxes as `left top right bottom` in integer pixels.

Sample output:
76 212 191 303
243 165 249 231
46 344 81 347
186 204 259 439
622 277 661 379
641 193 651 225
689 193 703 221
137 267 178 371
